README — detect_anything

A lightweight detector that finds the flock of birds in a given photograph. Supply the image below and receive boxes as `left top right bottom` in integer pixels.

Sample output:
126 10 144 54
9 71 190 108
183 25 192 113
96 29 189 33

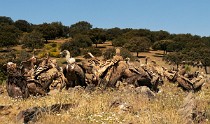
4 49 209 99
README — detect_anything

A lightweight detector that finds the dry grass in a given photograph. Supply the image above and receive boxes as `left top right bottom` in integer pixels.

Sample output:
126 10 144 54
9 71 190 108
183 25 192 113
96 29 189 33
0 83 185 124
1 80 210 124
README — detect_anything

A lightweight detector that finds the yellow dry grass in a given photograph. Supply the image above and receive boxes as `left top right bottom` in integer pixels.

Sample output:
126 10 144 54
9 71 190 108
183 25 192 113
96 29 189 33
1 82 210 124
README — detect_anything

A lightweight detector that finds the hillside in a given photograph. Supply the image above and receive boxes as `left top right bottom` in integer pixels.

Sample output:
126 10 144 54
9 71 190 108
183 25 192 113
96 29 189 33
0 40 210 124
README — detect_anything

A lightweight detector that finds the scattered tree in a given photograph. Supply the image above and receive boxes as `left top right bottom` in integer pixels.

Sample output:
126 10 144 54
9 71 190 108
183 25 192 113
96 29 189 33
152 40 173 54
164 52 186 69
14 20 32 32
69 21 92 37
106 27 122 40
88 28 107 48
72 34 92 49
0 16 14 24
124 37 151 57
0 23 20 47
112 37 127 47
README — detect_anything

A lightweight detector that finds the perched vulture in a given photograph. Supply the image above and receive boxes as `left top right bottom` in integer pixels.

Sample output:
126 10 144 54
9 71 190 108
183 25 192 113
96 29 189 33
60 50 86 89
6 62 29 98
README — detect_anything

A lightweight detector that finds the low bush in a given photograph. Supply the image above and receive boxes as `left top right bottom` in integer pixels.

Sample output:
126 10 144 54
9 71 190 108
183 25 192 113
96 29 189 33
103 48 135 60
83 47 102 58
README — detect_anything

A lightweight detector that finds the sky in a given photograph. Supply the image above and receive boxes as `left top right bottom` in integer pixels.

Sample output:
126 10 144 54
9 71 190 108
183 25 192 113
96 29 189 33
1 0 210 36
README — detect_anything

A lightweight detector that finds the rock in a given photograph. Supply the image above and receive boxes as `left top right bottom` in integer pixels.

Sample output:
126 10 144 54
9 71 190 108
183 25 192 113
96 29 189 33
109 98 133 113
17 103 75 123
135 86 155 99
178 92 195 124
0 105 12 115
85 84 96 93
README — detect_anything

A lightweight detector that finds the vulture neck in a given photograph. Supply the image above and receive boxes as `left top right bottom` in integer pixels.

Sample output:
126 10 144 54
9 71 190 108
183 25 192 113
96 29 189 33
65 51 71 62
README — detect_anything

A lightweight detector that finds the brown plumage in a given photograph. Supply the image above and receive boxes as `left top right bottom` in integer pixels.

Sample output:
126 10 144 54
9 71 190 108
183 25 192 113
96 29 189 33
61 50 86 89
6 62 29 98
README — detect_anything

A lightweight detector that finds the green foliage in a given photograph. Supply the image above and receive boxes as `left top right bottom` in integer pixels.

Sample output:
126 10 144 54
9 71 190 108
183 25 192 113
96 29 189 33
69 21 92 37
164 52 187 68
72 34 92 49
106 27 122 40
0 23 20 47
0 16 14 24
184 65 191 72
45 44 53 50
123 29 154 42
51 43 57 47
120 48 135 61
49 51 60 57
112 37 127 47
103 48 115 60
152 40 173 54
124 37 151 57
103 48 134 60
36 22 66 42
198 48 210 66
151 30 170 42
83 47 102 57
50 48 57 52
14 20 32 32
22 30 44 50
0 60 7 84
60 40 81 57
17 50 32 63
88 28 107 47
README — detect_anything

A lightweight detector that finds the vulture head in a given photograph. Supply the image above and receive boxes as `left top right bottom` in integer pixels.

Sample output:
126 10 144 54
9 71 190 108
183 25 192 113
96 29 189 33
125 57 130 64
67 58 76 70
60 50 70 58
6 62 18 74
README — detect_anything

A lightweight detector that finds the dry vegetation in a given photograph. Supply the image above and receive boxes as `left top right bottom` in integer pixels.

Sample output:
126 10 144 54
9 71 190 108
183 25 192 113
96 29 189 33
1 81 210 124
1 41 210 124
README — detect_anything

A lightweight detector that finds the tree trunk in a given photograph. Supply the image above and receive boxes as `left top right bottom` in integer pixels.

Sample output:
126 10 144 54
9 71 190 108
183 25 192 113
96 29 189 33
137 52 139 57
95 43 98 48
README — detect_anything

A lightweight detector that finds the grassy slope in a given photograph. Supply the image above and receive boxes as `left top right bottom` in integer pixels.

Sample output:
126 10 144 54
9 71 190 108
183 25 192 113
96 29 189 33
0 40 210 124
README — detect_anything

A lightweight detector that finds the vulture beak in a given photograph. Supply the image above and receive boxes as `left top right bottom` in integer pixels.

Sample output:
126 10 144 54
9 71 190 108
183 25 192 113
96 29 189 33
59 52 63 58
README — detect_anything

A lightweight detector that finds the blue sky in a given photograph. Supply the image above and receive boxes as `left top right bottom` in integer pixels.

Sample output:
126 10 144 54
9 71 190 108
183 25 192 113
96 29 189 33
1 0 210 36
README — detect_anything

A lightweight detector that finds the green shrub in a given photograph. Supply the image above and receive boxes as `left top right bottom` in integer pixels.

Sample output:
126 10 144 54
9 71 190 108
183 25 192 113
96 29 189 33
60 41 81 57
121 48 136 61
0 62 6 84
17 50 32 63
49 51 60 57
50 48 57 52
184 64 191 72
103 48 135 60
112 37 127 47
51 43 57 47
37 50 47 58
45 44 53 50
103 48 115 60
83 47 102 58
